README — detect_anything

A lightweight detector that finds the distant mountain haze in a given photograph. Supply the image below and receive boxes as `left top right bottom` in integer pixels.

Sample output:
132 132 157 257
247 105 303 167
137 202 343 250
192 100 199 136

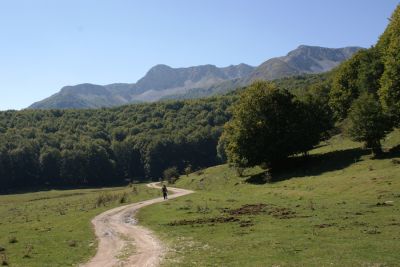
28 45 362 109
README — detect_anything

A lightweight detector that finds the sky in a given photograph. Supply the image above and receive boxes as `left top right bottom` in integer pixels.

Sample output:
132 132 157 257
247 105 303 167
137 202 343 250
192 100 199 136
0 0 398 110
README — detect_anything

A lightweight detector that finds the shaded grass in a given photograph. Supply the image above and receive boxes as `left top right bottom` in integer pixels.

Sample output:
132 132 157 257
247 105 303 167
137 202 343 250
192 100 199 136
138 131 400 266
0 184 159 267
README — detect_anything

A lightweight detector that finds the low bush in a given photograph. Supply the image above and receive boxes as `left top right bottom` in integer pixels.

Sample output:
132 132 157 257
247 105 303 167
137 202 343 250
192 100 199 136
163 167 180 184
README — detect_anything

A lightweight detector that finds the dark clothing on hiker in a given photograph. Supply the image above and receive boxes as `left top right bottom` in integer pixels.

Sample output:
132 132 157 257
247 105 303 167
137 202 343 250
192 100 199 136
162 185 168 200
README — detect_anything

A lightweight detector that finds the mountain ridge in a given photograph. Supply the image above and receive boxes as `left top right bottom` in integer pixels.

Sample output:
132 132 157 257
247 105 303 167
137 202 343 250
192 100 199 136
29 45 362 109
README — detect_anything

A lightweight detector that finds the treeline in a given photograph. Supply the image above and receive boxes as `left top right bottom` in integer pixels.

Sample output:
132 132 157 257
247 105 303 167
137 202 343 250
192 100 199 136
0 97 234 189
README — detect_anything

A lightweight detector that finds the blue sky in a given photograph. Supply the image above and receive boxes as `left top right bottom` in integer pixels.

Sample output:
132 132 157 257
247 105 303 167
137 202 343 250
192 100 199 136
0 0 398 110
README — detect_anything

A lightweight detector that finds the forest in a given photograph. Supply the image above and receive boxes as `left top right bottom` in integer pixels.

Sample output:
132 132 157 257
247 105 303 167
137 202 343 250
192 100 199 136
0 97 235 189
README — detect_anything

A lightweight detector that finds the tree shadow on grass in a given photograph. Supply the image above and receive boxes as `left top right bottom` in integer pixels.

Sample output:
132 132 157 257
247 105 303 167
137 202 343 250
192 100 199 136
245 172 270 184
377 144 400 159
245 147 371 184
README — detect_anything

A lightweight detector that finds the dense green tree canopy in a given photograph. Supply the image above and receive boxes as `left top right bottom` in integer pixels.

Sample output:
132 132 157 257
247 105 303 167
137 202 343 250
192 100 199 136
378 4 400 125
329 48 384 120
328 4 400 127
347 93 392 155
222 81 332 169
0 97 235 189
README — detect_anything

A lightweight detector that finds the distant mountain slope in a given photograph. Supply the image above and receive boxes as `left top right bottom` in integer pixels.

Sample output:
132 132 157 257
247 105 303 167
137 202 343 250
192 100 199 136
29 83 127 109
28 45 362 109
246 45 361 82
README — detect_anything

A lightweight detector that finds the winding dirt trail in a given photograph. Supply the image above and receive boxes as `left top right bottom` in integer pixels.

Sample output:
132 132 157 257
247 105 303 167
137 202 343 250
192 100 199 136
81 182 194 267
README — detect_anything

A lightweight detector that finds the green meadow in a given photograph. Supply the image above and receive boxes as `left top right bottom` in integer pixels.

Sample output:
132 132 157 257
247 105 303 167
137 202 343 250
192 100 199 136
138 130 400 266
0 184 159 267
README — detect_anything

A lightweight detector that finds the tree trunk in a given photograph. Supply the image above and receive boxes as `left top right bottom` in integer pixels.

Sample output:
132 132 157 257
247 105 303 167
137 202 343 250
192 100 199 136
370 140 383 157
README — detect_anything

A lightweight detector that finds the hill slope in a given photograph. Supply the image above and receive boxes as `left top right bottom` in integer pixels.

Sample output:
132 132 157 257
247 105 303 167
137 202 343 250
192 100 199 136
138 130 400 266
28 45 361 109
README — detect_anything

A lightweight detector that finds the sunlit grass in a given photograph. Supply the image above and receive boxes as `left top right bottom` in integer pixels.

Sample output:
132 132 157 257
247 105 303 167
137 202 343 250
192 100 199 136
138 131 400 266
0 184 159 267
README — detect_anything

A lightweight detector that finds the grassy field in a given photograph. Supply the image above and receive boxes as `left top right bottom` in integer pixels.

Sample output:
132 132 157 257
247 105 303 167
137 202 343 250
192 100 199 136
0 184 159 267
138 130 400 266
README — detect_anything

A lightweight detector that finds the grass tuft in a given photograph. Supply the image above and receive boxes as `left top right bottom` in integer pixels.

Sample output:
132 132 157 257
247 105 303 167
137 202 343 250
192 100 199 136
22 245 33 258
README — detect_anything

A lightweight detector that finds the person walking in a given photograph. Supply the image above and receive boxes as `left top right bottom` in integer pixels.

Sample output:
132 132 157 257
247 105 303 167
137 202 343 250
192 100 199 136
162 184 168 200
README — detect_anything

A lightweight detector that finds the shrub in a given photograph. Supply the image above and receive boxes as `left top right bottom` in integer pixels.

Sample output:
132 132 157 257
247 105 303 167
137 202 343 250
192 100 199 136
163 166 180 184
119 192 129 203
234 166 245 177
95 193 117 207
23 245 33 258
132 186 138 195
8 237 17 244
184 165 192 176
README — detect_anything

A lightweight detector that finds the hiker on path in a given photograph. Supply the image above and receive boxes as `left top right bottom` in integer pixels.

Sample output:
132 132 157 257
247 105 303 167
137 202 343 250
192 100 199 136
162 185 168 200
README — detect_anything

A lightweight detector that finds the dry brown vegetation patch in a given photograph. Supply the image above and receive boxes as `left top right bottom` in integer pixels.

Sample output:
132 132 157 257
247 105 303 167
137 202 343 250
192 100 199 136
227 203 269 215
225 203 297 219
168 203 300 227
167 216 240 226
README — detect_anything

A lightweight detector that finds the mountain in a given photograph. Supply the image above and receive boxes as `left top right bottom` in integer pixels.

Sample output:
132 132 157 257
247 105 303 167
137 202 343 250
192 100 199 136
28 45 362 109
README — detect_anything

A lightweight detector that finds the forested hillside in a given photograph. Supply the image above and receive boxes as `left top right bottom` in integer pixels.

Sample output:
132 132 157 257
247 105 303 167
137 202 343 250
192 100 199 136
0 97 235 189
1 72 329 190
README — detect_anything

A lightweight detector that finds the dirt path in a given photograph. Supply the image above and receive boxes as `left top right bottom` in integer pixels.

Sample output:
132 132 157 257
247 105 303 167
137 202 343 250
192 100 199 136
81 182 194 267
